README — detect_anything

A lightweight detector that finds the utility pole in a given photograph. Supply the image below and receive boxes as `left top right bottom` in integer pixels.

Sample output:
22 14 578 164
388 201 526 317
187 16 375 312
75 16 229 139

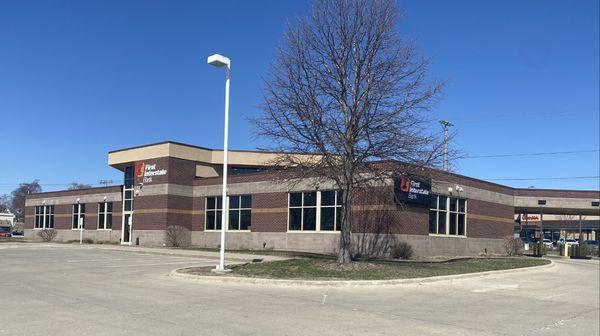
439 120 453 171
99 180 113 187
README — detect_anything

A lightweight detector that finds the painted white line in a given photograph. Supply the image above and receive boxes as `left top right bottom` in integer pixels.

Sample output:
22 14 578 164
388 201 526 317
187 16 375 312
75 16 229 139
540 292 568 300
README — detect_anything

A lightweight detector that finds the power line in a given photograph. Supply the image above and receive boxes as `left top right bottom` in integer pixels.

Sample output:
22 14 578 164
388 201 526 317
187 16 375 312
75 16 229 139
447 110 595 124
485 176 600 181
464 149 599 159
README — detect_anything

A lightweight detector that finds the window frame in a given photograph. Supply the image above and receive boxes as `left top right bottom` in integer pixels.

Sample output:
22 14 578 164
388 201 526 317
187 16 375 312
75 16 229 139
34 205 54 229
72 203 86 230
97 202 113 230
287 190 342 232
428 195 467 237
204 195 252 232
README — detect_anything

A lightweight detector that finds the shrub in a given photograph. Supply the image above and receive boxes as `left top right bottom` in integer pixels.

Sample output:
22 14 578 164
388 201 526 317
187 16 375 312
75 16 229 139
558 243 566 256
37 229 57 242
165 225 190 248
503 236 523 256
570 244 589 258
96 240 117 245
390 241 413 260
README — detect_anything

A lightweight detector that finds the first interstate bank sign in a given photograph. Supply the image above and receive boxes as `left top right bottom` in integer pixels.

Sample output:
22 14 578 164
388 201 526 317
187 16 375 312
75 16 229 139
135 161 167 184
394 176 431 204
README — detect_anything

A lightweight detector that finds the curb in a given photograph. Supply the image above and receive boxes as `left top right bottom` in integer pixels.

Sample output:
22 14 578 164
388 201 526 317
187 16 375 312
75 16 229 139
169 259 555 288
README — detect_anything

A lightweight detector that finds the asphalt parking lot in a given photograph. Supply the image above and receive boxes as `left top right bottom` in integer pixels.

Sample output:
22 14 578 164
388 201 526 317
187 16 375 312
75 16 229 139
0 244 598 336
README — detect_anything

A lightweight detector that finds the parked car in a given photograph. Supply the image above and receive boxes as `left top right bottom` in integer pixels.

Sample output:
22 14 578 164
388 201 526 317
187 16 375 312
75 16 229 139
584 240 599 246
557 238 578 246
542 239 553 248
0 227 11 238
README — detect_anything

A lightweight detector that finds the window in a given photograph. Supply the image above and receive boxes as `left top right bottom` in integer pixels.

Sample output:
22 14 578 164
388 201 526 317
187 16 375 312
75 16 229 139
72 204 86 229
34 205 54 229
288 190 342 231
205 195 252 231
124 166 134 189
429 195 466 236
123 190 133 212
98 202 113 230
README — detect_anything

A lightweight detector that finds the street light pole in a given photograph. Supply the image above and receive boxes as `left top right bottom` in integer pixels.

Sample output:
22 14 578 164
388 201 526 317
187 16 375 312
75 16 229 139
438 120 453 171
207 54 231 272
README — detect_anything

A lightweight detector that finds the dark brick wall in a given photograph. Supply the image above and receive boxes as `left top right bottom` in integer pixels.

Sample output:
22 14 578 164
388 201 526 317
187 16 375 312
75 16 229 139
133 195 168 230
192 197 205 231
467 199 514 238
251 193 288 232
167 195 193 230
24 206 34 229
167 157 196 185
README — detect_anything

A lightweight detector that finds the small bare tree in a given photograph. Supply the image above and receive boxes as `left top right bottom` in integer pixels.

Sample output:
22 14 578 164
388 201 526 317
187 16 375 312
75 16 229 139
254 0 445 263
37 229 57 242
165 225 190 248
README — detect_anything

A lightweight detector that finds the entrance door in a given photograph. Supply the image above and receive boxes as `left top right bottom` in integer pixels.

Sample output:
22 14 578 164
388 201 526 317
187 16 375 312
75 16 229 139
122 214 132 244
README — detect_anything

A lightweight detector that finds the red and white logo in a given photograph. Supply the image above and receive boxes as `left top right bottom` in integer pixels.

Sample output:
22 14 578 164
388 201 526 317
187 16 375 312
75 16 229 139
400 177 410 192
135 161 145 178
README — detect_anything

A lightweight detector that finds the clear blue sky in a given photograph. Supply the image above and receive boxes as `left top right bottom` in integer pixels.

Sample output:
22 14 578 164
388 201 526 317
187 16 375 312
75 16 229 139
0 0 598 193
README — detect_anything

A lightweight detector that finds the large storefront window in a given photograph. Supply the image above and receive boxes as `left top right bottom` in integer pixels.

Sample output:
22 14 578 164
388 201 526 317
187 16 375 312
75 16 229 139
205 195 252 231
429 195 466 236
288 190 342 231
34 205 54 229
98 202 113 230
72 204 86 230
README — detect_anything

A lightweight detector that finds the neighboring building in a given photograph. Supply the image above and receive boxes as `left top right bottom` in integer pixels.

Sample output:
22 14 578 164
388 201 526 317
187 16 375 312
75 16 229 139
516 213 600 241
0 210 15 229
24 141 600 257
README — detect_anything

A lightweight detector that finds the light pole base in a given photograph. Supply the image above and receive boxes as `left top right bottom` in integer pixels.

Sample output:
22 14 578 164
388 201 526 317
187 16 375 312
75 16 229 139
211 267 232 275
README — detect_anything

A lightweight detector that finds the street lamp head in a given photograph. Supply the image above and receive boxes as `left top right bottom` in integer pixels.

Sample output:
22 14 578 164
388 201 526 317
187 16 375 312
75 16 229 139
439 120 454 128
207 54 230 68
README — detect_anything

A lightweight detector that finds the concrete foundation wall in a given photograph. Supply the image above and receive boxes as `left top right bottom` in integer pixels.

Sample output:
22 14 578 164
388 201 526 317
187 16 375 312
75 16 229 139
190 231 505 257
25 229 122 244
25 229 505 257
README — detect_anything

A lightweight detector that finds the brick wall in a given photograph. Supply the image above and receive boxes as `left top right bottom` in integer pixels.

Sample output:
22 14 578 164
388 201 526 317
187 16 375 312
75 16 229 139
467 199 514 238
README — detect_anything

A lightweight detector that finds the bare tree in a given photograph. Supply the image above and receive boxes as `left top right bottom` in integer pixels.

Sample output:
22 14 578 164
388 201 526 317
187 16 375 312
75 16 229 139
254 0 445 263
0 194 11 213
11 180 42 222
68 182 93 190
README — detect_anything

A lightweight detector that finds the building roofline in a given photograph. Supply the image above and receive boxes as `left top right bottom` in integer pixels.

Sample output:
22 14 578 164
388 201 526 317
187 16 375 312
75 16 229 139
108 140 297 155
108 141 212 154
26 185 121 198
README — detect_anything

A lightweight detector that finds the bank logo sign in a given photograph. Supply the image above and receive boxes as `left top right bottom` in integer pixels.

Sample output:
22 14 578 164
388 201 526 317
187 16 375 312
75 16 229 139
394 176 431 204
134 161 167 184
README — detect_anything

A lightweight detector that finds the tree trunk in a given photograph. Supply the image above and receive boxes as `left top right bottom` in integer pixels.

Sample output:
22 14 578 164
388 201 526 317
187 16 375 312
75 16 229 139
338 186 353 263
